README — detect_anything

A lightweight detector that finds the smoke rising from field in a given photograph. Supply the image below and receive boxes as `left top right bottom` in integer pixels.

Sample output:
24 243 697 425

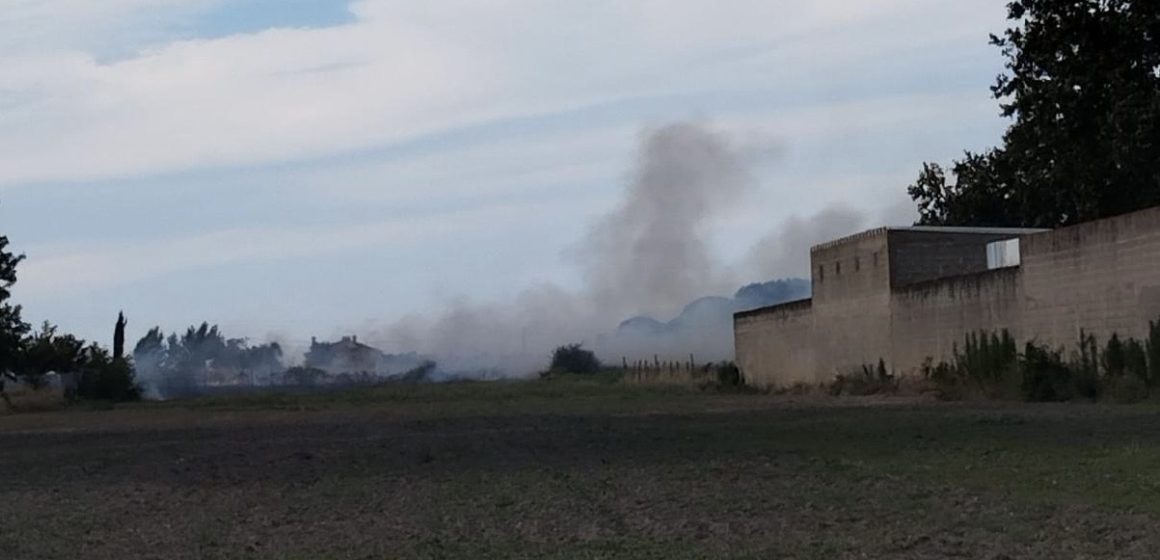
125 122 905 398
369 123 753 373
744 205 867 279
578 123 751 318
366 123 885 376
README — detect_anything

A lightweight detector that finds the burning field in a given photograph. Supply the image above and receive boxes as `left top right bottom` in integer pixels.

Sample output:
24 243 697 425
2 380 1160 559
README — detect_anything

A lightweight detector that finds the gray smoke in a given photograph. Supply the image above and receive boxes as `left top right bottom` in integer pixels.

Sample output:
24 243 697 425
366 124 904 376
368 123 751 374
578 123 752 319
375 284 588 375
744 205 868 279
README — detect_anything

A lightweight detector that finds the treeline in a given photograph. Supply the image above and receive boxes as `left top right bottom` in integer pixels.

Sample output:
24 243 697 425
133 323 284 399
0 222 435 405
0 223 143 404
0 221 290 404
3 316 140 402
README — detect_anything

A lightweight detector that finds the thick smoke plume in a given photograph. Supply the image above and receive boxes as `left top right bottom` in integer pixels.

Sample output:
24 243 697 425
129 122 902 396
371 123 751 374
578 123 751 318
367 123 895 377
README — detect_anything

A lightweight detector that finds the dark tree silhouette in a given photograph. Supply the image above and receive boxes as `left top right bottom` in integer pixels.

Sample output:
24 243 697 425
79 343 140 402
910 1 1160 227
549 344 602 374
132 324 285 398
0 213 27 379
113 312 127 362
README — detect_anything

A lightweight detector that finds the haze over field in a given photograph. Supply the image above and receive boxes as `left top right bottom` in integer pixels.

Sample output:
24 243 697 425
0 1 1012 372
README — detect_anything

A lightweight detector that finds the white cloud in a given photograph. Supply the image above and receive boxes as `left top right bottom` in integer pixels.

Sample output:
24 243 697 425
0 18 492 184
0 0 1008 186
278 121 638 208
14 199 558 299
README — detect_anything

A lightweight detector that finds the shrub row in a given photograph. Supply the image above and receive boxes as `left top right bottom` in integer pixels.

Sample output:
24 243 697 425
924 324 1160 403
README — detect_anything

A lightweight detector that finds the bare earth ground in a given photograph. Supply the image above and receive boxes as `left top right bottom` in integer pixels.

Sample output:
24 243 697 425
1 380 1160 559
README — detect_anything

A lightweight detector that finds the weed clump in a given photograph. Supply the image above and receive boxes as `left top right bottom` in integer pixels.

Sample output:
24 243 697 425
831 359 897 396
697 362 760 394
922 330 1019 400
926 327 1157 404
1020 343 1074 402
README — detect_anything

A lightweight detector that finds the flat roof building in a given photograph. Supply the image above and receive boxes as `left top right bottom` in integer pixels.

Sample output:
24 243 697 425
734 206 1160 387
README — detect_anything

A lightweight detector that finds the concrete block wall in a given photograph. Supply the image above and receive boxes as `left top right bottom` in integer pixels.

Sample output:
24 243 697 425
734 301 815 387
736 230 894 387
810 228 891 302
1020 206 1160 349
890 267 1023 375
809 230 894 379
735 206 1160 388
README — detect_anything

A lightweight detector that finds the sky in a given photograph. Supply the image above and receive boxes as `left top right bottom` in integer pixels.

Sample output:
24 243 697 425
0 0 1013 357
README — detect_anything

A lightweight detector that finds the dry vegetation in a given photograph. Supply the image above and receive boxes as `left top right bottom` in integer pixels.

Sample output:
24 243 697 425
1 385 69 414
2 379 1159 559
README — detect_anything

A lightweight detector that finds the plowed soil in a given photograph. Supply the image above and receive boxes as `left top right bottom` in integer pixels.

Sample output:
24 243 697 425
1 382 1158 559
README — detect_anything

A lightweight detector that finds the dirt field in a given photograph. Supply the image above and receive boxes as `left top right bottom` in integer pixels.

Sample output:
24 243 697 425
2 379 1159 559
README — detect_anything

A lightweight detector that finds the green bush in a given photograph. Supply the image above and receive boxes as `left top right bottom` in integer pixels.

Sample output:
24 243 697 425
1103 334 1126 378
1020 342 1074 402
715 362 742 387
1072 330 1102 400
924 330 1018 400
957 330 1019 391
79 345 141 402
548 344 601 375
921 358 964 401
1123 339 1148 380
923 324 1160 404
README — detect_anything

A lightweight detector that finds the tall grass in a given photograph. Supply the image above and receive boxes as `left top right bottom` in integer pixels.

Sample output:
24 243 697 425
926 327 1157 403
923 330 1019 400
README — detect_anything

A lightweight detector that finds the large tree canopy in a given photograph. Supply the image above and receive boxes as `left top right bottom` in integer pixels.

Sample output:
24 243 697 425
911 0 1160 227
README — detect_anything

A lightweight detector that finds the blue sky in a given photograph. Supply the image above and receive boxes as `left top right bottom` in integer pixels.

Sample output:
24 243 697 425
0 0 1012 358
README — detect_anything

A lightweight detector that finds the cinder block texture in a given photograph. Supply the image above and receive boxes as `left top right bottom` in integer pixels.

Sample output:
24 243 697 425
735 209 1160 388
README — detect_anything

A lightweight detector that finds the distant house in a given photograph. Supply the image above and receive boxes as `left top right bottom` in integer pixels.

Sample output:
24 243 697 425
305 336 424 377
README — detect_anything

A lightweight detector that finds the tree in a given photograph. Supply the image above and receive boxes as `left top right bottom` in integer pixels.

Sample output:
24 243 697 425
549 343 602 374
0 220 27 377
162 322 226 396
113 312 127 362
132 323 285 398
19 322 86 389
910 1 1160 227
132 327 167 391
73 312 142 402
79 343 140 402
238 342 283 385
